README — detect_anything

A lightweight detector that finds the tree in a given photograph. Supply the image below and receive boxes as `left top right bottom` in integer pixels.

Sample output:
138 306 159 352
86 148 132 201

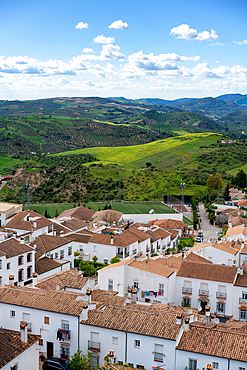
79 260 95 277
223 182 230 201
55 207 59 218
92 255 98 262
207 173 223 190
215 190 225 205
235 169 247 189
110 256 121 264
70 350 92 370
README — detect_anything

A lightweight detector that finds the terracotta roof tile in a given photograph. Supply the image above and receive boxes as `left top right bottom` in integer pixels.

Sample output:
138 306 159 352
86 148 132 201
61 218 88 231
35 269 88 290
31 234 75 261
5 210 53 231
58 206 95 221
185 252 212 264
177 322 247 362
177 260 238 283
212 242 239 255
128 257 177 277
0 285 86 316
0 238 34 258
149 219 188 229
35 257 68 275
0 328 40 368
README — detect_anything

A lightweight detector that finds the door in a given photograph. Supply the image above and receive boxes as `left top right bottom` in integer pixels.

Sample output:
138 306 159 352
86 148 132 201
189 358 197 370
200 301 206 314
47 341 54 358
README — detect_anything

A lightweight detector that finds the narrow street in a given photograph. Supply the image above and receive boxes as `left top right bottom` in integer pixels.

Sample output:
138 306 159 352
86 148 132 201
195 202 222 245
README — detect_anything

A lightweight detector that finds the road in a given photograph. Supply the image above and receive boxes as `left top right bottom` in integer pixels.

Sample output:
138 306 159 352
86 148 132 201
195 202 222 245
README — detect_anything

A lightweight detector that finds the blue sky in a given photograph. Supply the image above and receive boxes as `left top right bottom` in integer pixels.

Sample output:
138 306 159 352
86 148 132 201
0 0 247 100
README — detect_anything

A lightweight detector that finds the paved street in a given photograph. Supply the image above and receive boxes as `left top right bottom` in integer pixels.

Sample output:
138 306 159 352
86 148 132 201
195 202 222 245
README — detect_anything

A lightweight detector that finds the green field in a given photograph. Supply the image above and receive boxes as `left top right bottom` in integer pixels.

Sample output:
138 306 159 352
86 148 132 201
0 156 21 175
25 201 176 217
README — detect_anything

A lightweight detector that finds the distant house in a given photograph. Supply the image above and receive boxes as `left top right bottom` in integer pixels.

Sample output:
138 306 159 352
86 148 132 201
57 205 95 222
0 202 22 227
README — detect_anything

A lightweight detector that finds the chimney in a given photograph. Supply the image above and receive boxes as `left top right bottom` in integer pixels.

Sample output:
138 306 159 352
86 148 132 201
53 229 56 236
33 221 37 228
82 303 88 320
238 267 244 275
176 314 182 325
233 260 237 266
86 289 92 304
32 272 38 287
184 318 189 331
60 230 64 235
9 275 14 287
20 321 28 343
205 305 210 317
111 235 113 244
127 287 132 299
132 288 137 304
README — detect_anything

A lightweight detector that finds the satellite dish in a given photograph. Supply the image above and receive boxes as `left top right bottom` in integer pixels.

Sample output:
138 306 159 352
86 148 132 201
83 295 89 302
188 309 193 315
56 285 60 290
198 306 202 311
214 318 220 324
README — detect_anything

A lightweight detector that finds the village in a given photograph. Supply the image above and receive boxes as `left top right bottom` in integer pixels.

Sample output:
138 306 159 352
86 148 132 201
0 190 247 370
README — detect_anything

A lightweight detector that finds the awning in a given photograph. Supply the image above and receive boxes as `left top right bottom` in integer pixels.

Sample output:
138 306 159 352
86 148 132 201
198 296 209 302
182 296 192 300
217 301 226 305
239 306 247 310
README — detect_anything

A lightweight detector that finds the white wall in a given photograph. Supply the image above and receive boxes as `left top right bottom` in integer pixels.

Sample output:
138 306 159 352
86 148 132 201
122 214 183 224
1 339 39 370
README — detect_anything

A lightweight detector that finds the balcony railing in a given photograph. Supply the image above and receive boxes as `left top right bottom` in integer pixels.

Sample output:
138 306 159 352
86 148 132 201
88 340 101 351
125 252 129 257
132 249 137 255
116 253 123 258
239 298 247 304
153 352 165 362
182 287 192 294
216 291 227 298
184 367 199 370
199 289 209 296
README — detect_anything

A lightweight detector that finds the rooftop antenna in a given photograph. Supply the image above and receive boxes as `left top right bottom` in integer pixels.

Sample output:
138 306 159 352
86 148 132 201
22 168 26 205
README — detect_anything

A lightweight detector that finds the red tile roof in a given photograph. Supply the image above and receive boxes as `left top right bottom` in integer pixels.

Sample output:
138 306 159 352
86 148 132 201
58 206 95 221
0 238 34 258
5 210 53 231
31 234 75 261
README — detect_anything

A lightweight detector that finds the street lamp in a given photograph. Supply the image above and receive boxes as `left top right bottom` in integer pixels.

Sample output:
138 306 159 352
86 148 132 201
180 181 186 214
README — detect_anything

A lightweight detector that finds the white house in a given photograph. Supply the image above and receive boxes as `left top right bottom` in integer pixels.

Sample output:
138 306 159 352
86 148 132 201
0 237 35 286
98 255 181 304
0 285 93 360
175 254 239 318
5 210 54 242
0 202 22 227
0 326 40 370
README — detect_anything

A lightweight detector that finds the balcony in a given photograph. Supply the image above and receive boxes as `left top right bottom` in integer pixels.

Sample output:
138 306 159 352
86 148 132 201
239 298 247 304
182 287 192 294
132 249 137 255
153 352 165 362
216 291 227 298
125 252 129 257
88 340 101 351
199 289 209 296
116 253 123 258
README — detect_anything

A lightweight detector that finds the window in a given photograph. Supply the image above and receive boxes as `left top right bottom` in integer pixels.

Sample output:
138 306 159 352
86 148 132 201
228 259 232 266
68 246 72 256
27 253 32 262
182 297 191 307
27 266 32 279
93 245 97 251
154 344 164 362
159 284 164 296
7 262 11 270
48 224 53 233
112 336 118 344
39 338 43 346
10 310 15 318
104 258 108 264
134 339 140 348
55 252 58 259
60 250 64 259
242 292 247 300
50 253 53 260
239 367 246 370
0 276 2 285
212 362 219 369
217 303 225 314
188 359 197 370
61 320 69 331
18 256 24 266
44 316 49 324
239 309 247 321
201 283 208 290
0 260 2 269
184 280 192 288
133 280 138 289
108 279 113 291
218 285 226 292
18 269 24 282
60 343 70 358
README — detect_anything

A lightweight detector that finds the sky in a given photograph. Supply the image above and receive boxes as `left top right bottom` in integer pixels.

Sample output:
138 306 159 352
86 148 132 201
0 0 247 100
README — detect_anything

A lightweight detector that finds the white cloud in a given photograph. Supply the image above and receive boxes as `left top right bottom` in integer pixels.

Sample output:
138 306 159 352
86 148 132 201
93 35 115 44
108 20 129 30
233 40 247 45
75 21 89 29
209 42 225 46
83 48 95 54
170 24 218 41
100 44 125 59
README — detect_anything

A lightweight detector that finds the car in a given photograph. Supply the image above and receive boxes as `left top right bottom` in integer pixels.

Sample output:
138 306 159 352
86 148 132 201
196 237 202 242
42 357 71 370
